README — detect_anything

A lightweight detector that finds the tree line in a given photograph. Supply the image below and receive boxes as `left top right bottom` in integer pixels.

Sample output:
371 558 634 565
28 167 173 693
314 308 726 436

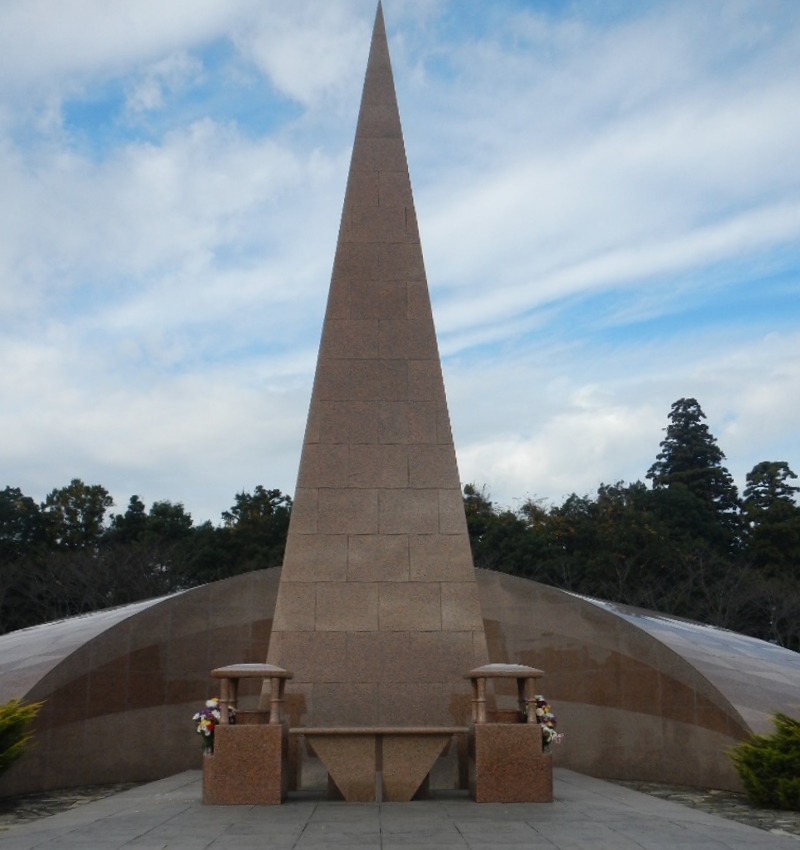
465 398 800 650
0 484 291 634
1 397 799 650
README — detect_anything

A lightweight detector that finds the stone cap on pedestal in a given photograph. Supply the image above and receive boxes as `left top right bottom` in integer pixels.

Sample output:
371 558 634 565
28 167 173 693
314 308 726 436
465 663 543 680
211 664 293 680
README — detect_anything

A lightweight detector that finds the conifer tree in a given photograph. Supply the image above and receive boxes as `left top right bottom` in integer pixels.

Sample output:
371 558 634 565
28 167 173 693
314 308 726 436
646 398 741 547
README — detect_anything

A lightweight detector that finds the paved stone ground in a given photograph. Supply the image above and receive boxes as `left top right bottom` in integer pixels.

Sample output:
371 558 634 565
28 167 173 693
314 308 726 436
3 776 800 838
1 770 800 850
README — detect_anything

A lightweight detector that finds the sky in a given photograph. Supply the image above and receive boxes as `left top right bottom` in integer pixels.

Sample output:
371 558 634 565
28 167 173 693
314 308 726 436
1 0 799 524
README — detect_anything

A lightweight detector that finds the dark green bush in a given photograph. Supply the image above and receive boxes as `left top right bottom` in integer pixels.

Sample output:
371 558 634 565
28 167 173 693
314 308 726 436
730 712 800 809
0 699 43 777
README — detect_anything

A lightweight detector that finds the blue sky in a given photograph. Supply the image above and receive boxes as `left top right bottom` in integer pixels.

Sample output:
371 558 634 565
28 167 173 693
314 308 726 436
1 0 798 523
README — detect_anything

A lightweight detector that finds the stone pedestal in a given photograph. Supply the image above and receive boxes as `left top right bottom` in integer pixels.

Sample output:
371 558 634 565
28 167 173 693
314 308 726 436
469 722 553 803
202 724 289 805
466 663 554 803
203 663 292 805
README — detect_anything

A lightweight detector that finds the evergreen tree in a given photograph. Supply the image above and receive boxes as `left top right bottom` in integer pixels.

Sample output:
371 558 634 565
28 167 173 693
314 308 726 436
743 462 800 579
220 486 291 572
646 398 741 549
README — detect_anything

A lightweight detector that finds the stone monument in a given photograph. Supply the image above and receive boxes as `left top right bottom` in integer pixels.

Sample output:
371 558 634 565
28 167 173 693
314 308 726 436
262 1 490 800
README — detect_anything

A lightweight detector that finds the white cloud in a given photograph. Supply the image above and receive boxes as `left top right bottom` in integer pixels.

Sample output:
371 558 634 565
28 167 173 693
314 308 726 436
0 0 799 525
125 51 203 114
449 329 800 509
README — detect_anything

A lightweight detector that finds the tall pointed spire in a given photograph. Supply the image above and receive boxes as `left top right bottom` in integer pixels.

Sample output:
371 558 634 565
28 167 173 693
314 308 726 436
267 2 488 732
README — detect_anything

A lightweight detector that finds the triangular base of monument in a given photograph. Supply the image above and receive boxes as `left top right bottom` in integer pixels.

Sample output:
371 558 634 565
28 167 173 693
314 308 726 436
382 733 451 802
304 730 454 802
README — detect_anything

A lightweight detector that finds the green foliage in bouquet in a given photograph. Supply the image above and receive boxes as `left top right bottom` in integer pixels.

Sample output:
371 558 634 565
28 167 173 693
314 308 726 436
0 699 43 777
730 712 800 810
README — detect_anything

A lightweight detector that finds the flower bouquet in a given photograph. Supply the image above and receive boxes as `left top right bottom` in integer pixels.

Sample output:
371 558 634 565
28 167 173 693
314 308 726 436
192 697 234 753
534 695 564 751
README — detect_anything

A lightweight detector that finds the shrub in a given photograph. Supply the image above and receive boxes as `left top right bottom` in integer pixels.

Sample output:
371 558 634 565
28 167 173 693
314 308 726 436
0 699 43 777
730 712 800 809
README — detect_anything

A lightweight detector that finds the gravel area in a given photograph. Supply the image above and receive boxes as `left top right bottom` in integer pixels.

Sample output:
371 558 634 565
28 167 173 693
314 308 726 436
0 783 143 830
615 780 800 840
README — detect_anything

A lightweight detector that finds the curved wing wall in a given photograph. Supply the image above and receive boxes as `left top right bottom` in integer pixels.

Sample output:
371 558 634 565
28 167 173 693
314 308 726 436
2 566 799 795
0 569 280 797
476 570 800 790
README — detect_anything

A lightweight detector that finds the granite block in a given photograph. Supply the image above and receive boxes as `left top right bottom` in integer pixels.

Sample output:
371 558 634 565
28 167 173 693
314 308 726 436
273 632 347 684
346 631 410 682
315 582 379 632
272 583 317 632
380 359 409 400
378 582 441 631
331 243 381 282
470 723 553 803
408 444 459 489
350 206 409 244
438 489 469 534
408 360 442 401
312 682 379 726
379 171 414 207
379 489 439 533
318 400 380 444
409 534 474 582
441 583 485 631
286 488 318 534
408 401 438 444
347 534 410 582
379 319 438 360
344 170 380 206
202 724 288 805
351 137 408 173
349 444 408 488
296 442 349 487
378 683 448 725
407 281 434 321
318 488 379 534
356 102 403 139
320 319 380 359
379 400 409 444
381 243 426 281
349 279 408 320
281 534 348 582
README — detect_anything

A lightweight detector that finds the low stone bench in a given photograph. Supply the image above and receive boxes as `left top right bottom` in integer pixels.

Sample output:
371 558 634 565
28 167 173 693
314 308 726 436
295 726 469 802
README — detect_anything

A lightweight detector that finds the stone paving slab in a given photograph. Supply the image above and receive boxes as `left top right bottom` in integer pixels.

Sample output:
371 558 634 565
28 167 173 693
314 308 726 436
1 769 800 850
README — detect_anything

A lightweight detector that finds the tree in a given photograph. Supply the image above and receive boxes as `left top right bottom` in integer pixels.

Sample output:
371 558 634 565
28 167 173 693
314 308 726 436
145 500 194 541
41 479 113 550
221 486 292 573
0 487 44 560
744 462 800 514
106 495 148 544
743 462 800 579
646 398 741 550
